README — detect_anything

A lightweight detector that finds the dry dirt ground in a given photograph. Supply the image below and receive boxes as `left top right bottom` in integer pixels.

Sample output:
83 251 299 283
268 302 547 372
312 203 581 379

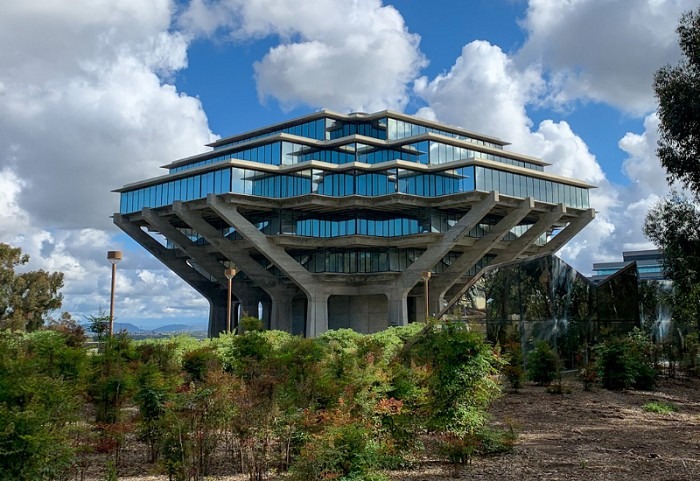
84 377 700 481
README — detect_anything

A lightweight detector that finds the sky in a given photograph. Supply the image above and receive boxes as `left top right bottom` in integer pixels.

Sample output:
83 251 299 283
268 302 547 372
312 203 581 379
0 0 696 329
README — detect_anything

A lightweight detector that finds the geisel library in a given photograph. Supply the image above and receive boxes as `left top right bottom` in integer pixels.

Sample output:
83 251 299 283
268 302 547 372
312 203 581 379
115 111 595 337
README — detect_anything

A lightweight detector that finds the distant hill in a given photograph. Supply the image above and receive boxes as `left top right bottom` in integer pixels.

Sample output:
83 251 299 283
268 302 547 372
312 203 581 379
154 324 194 333
83 321 209 338
113 322 142 333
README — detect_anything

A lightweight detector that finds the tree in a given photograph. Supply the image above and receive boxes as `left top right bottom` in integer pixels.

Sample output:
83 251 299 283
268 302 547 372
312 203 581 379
654 9 700 196
648 9 700 334
0 243 64 331
644 193 700 331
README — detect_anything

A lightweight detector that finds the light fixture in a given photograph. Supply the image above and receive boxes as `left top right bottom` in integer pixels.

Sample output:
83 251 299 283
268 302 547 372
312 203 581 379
421 271 432 321
107 250 123 336
224 267 237 333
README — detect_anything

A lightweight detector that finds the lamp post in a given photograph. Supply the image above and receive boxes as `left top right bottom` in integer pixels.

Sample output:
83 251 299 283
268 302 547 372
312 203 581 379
107 250 122 336
224 267 237 333
421 271 432 321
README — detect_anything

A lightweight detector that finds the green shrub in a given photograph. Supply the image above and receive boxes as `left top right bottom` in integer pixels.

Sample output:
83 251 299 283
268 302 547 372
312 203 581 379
643 401 678 414
0 331 84 481
526 341 559 386
181 345 219 383
595 330 658 391
291 407 387 481
407 321 504 436
502 340 524 391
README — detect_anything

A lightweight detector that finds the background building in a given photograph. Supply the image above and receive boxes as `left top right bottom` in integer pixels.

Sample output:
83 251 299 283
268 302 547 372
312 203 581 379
115 110 595 336
591 249 666 285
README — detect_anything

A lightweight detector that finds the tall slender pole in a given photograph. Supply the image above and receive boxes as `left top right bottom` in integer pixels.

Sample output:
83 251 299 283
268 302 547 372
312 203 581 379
107 250 122 337
224 267 237 334
422 271 432 321
227 276 232 334
109 262 117 336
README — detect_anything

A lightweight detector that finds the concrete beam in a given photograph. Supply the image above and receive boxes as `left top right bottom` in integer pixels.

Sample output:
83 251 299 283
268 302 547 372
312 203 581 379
435 208 594 319
208 195 331 337
428 197 534 314
400 192 499 288
538 208 595 254
114 214 229 336
141 208 229 286
208 195 317 290
492 204 566 262
172 202 279 289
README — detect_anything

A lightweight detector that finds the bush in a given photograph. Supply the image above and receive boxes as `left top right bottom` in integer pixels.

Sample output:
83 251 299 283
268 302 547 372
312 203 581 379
291 407 387 481
0 331 84 481
526 341 559 386
502 340 524 391
642 401 678 414
595 329 658 391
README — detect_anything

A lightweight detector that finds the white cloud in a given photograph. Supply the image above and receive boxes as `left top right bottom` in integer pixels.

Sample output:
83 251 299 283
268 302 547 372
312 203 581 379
0 0 215 326
517 0 694 114
411 38 657 276
179 0 426 112
414 41 541 151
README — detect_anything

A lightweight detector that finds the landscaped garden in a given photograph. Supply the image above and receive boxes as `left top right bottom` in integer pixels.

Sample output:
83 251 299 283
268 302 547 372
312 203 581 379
2 315 699 481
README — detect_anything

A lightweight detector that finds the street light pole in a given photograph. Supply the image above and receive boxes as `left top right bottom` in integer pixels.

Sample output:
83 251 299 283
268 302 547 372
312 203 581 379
421 271 432 321
107 251 123 337
224 267 237 334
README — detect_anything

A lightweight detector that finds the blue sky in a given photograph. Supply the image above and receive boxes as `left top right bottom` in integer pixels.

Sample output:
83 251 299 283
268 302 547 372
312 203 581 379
0 0 695 328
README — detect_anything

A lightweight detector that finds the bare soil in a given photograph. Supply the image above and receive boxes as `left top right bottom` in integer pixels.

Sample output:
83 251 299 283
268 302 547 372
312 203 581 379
84 377 700 481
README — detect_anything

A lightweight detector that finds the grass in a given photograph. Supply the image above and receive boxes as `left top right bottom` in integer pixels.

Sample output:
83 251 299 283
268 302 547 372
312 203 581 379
642 401 679 414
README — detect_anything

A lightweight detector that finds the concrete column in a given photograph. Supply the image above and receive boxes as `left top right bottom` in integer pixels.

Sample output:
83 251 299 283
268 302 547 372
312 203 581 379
268 289 296 332
306 292 330 338
386 288 410 326
260 300 272 329
207 290 230 337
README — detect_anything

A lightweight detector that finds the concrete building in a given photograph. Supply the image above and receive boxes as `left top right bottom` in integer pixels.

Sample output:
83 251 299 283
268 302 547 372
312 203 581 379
591 249 666 285
114 110 595 337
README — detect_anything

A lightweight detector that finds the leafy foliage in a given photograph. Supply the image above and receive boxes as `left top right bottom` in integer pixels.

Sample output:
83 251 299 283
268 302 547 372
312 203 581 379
0 321 509 479
654 9 700 196
0 331 86 481
526 341 560 386
0 243 64 331
595 329 658 391
642 401 678 414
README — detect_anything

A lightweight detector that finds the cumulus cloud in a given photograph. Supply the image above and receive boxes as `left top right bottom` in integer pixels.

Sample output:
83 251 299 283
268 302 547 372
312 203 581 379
0 0 216 325
517 0 694 114
179 0 426 112
412 38 662 274
414 41 541 151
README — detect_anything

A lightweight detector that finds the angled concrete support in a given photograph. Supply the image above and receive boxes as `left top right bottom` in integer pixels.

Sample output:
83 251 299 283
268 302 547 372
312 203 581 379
401 192 499 284
492 204 566 262
114 214 229 336
538 208 595 254
172 202 279 288
208 195 328 337
436 208 595 319
141 208 229 285
208 195 316 288
428 197 534 315
385 192 499 326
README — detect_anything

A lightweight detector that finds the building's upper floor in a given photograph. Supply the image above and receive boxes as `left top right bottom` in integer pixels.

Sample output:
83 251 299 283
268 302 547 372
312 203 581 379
116 110 594 215
591 249 666 284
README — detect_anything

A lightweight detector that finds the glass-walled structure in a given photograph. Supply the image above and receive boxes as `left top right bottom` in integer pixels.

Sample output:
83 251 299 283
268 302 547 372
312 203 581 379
115 110 595 337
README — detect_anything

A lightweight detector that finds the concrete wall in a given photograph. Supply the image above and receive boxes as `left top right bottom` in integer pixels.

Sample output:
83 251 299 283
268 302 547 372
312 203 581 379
328 295 389 334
